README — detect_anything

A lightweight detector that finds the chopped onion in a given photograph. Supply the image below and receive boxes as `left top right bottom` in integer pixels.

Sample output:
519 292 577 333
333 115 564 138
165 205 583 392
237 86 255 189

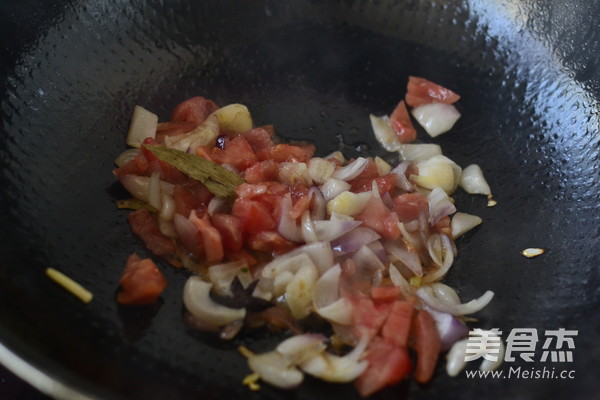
313 263 342 309
279 162 313 186
211 103 253 133
247 351 304 389
459 164 492 196
278 193 303 242
412 155 462 194
264 242 334 276
331 157 369 181
126 105 158 148
388 264 415 297
390 161 414 192
385 241 423 277
308 157 336 184
173 213 199 253
426 307 469 351
326 191 371 216
159 192 176 221
276 334 328 365
164 114 219 153
207 196 228 216
417 285 494 316
312 219 362 242
307 187 327 221
423 234 454 282
367 240 389 265
183 277 246 328
411 103 461 137
148 171 162 210
446 339 468 377
114 148 141 167
399 143 442 162
451 212 483 239
331 227 381 257
286 263 319 319
428 187 457 226
374 156 392 175
301 211 318 243
119 175 174 203
352 245 385 286
320 178 351 201
370 114 401 152
262 253 315 280
207 260 249 297
323 150 346 163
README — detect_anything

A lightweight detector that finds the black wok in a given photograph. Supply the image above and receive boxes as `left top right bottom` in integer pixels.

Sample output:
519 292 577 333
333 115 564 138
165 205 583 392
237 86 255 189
0 0 598 399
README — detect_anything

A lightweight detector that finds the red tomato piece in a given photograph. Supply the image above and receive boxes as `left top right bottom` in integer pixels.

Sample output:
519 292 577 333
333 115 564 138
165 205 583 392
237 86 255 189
350 174 397 195
117 253 168 305
243 160 279 184
412 309 442 383
246 231 296 254
405 76 461 107
355 337 412 397
389 100 417 143
346 291 392 343
256 143 315 163
241 125 276 152
189 211 224 264
128 209 176 256
170 96 219 126
210 135 258 171
210 214 244 252
371 286 403 303
392 192 429 223
231 198 276 234
356 196 401 240
173 180 213 217
113 153 148 179
381 301 415 347
349 158 379 181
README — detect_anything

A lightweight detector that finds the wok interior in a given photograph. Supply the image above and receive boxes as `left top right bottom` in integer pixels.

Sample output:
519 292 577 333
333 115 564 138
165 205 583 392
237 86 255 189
0 1 598 399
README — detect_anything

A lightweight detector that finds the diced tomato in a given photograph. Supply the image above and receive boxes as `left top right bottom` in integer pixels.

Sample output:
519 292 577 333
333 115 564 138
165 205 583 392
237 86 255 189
242 125 276 152
243 160 279 184
246 231 296 254
371 286 403 303
170 96 219 126
356 196 401 240
350 174 397 195
256 143 315 163
405 76 461 107
432 215 451 235
195 145 213 161
155 121 197 143
389 100 417 143
113 153 148 179
210 135 258 171
349 158 379 181
210 214 244 252
345 291 392 343
189 211 224 263
128 209 176 256
355 337 412 397
117 253 168 305
412 309 442 383
173 180 213 217
392 192 429 222
231 198 276 234
289 194 310 220
381 301 414 347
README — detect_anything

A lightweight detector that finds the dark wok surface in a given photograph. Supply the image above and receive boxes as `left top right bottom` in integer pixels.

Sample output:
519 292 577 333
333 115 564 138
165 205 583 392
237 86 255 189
1 1 599 399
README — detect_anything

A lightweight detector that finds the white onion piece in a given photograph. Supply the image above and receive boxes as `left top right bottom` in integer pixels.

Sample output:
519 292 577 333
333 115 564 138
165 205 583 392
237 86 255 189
312 264 342 309
316 299 353 326
207 196 228 216
446 339 468 377
126 105 157 148
374 156 392 175
427 307 469 351
411 103 461 137
278 193 303 243
273 271 295 296
301 211 318 243
398 222 421 248
211 103 253 133
299 335 369 383
451 212 483 239
276 334 327 365
183 277 246 328
399 143 443 162
385 241 423 277
388 264 415 297
412 155 462 194
207 260 248 297
390 161 414 191
331 227 381 257
173 213 199 253
164 114 219 152
323 150 346 163
331 157 369 181
423 234 454 282
264 242 334 276
308 157 336 184
428 187 457 226
326 191 372 216
312 220 362 242
367 240 389 264
119 175 174 203
285 263 319 319
459 164 492 196
308 187 327 221
159 192 175 222
247 351 304 389
158 218 177 238
252 277 274 301
114 148 141 167
352 245 385 286
370 114 401 152
431 282 461 305
320 178 351 201
417 285 494 316
279 162 313 186
262 253 315 280
148 171 162 210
